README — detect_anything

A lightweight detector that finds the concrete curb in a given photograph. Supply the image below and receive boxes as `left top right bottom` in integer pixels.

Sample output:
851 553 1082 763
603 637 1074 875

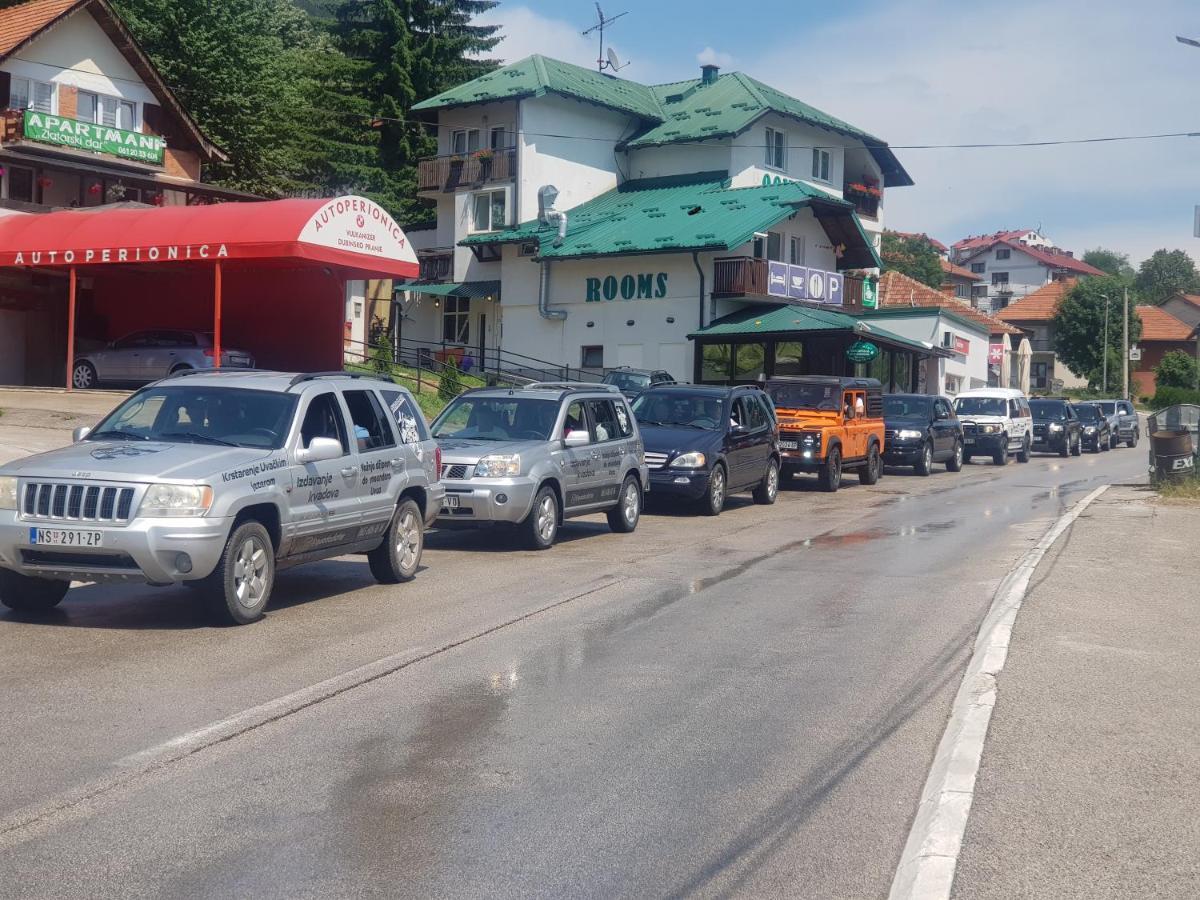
888 483 1111 900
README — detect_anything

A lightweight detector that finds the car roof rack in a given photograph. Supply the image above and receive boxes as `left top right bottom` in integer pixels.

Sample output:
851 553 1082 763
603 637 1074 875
287 371 395 389
523 381 620 393
163 367 268 381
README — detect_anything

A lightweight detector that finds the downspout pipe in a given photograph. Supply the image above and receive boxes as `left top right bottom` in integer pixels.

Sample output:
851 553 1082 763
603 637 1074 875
538 258 566 320
692 251 706 329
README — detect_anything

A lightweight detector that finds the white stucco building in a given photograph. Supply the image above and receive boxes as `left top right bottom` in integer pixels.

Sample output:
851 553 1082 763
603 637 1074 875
948 230 1104 314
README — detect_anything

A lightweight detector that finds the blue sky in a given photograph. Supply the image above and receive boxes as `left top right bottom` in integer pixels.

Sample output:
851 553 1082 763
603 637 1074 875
478 0 1200 266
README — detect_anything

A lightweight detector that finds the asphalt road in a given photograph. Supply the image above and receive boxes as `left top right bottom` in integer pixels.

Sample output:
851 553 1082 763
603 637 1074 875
0 444 1146 899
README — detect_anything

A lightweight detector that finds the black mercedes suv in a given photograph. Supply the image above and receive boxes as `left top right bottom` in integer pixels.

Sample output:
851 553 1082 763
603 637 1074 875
1029 398 1082 457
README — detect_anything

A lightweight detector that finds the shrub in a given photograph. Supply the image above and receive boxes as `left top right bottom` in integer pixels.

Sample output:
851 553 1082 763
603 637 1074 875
1153 350 1199 390
438 357 464 402
369 341 393 376
1150 385 1200 409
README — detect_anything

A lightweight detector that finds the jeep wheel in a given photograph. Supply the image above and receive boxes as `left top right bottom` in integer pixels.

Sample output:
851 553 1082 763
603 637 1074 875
1071 434 1082 456
819 447 842 492
947 440 964 472
993 439 1008 466
368 498 423 584
71 360 97 390
859 443 882 485
607 475 642 533
701 463 726 516
1127 429 1139 448
522 485 559 550
0 569 70 613
914 441 933 476
753 458 780 505
1017 434 1031 463
202 520 274 625
1059 438 1070 458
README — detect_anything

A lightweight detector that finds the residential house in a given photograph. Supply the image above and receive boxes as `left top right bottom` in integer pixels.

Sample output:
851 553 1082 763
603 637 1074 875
1159 291 1200 331
940 258 982 300
994 279 1085 391
1130 304 1198 397
402 55 931 383
950 229 1103 313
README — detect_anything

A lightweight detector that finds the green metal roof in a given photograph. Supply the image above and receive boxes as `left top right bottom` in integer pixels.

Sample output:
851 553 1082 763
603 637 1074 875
689 303 945 356
411 55 664 121
399 280 500 300
460 172 882 269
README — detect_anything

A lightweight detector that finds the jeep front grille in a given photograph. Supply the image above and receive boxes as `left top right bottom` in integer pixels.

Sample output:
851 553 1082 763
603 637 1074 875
23 482 136 524
441 464 471 480
643 452 669 469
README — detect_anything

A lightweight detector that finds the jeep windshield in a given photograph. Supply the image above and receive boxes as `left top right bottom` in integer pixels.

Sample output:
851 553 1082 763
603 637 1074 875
767 382 839 411
433 396 559 441
88 386 297 449
1095 402 1117 415
632 391 724 429
954 397 1007 417
604 371 652 392
883 396 932 418
1029 400 1068 421
1074 405 1103 422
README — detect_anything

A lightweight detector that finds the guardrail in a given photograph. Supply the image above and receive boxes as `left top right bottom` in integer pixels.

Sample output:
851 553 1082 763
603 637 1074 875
416 148 517 192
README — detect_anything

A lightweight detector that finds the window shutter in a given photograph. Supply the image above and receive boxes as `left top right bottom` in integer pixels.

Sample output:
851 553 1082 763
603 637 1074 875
0 72 10 109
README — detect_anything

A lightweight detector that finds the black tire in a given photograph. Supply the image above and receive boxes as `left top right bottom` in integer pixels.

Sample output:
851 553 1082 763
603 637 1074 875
1058 438 1070 458
753 457 780 505
0 568 69 613
521 485 559 550
963 452 973 464
200 520 274 625
859 442 882 485
700 463 727 516
606 475 642 533
819 446 842 492
1127 430 1139 449
992 439 1008 466
1016 434 1031 463
1101 433 1110 452
914 440 934 476
367 497 423 584
1089 439 1100 454
946 440 964 472
1071 434 1082 456
71 360 98 390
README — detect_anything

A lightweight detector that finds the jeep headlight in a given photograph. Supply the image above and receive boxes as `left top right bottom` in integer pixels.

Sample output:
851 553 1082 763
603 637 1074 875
138 484 213 517
1048 423 1063 431
474 454 521 478
981 424 1002 434
0 476 17 511
1084 426 1096 434
671 451 707 469
896 429 924 441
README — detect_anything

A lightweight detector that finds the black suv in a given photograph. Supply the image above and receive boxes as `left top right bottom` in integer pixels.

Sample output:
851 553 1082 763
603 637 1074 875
632 385 780 515
882 394 964 475
1072 402 1112 453
602 367 676 399
1029 398 1082 457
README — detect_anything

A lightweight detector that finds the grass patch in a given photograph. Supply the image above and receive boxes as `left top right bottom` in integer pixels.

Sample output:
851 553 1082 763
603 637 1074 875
344 360 486 421
1156 475 1200 502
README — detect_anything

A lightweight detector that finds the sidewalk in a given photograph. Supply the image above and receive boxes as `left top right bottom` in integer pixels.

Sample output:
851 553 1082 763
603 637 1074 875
953 484 1200 898
0 388 127 465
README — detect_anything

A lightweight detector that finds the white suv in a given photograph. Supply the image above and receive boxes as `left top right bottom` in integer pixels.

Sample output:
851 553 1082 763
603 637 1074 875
953 388 1033 466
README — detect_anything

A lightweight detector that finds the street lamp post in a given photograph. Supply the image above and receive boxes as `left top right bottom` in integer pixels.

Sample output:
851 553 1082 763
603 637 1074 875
1102 294 1111 393
1122 286 1129 400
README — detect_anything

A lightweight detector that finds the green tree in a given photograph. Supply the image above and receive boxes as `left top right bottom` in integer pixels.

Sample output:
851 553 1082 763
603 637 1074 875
1082 247 1134 280
1053 276 1143 386
1135 249 1200 305
880 231 944 289
437 356 464 402
1153 349 1199 390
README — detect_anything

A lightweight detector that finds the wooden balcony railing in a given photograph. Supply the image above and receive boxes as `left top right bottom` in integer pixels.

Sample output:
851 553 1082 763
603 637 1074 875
416 148 517 192
712 256 867 312
1 108 25 143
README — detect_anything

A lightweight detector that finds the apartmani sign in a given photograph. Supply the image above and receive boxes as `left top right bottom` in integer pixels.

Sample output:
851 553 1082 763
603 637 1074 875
24 111 166 165
585 272 669 302
767 262 844 305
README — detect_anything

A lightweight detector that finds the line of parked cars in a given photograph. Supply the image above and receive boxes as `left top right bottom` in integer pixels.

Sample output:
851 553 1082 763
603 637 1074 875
0 369 1139 626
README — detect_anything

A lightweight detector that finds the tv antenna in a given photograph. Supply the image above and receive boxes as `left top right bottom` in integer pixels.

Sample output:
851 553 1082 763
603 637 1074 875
582 3 629 73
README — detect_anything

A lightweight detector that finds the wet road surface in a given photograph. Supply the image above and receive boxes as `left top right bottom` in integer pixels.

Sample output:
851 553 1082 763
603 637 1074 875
0 447 1146 898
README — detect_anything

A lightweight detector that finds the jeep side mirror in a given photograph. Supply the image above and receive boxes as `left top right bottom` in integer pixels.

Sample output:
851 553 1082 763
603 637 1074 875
72 426 91 442
297 436 342 464
563 430 590 448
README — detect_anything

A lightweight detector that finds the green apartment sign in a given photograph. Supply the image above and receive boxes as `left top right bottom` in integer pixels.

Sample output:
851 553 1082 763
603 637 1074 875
23 111 166 165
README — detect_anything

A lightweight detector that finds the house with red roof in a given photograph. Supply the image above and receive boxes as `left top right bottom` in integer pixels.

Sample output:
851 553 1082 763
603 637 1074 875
1129 302 1199 397
995 280 1082 391
939 258 982 300
949 230 1104 314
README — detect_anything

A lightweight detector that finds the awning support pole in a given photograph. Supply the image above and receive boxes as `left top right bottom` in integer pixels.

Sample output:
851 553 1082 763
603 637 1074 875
213 261 222 369
65 266 77 391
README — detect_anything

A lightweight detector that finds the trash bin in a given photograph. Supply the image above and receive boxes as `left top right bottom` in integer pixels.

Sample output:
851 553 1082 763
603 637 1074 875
1150 429 1194 480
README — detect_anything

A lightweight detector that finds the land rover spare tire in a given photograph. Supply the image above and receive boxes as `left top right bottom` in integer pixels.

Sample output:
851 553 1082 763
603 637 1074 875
0 569 70 613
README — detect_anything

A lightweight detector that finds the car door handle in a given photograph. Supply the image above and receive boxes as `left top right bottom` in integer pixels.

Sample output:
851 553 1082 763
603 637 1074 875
341 466 358 478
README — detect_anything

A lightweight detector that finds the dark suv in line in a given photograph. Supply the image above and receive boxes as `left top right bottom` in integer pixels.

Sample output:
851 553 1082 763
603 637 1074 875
882 394 964 475
1029 398 1082 457
1072 402 1111 452
632 385 780 516
602 367 676 399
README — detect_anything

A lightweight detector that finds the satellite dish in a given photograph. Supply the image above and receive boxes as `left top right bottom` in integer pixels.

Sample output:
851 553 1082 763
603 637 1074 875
607 47 621 71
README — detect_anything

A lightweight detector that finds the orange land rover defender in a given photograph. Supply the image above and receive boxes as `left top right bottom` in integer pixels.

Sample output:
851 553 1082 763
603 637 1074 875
765 376 885 492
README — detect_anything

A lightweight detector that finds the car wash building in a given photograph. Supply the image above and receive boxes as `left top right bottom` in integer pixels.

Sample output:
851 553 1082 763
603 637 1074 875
400 54 919 382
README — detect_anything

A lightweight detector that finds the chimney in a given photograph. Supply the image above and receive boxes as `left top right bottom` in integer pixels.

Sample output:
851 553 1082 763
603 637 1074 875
701 64 720 85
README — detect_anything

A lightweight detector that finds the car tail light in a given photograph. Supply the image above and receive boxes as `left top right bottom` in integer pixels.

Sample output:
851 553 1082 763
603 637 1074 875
434 446 442 480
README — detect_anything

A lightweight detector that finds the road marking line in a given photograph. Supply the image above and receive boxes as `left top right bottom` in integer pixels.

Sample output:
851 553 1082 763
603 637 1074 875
888 483 1110 900
0 576 624 846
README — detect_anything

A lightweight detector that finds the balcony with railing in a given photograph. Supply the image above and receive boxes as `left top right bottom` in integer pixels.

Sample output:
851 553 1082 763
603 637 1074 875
711 256 868 312
0 107 25 143
416 148 517 193
843 180 882 220
416 250 454 282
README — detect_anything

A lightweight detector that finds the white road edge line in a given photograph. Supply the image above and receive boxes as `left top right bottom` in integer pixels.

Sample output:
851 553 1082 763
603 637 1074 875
888 483 1110 900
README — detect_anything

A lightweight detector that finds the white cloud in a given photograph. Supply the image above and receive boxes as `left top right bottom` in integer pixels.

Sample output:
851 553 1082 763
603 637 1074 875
697 46 734 69
474 6 596 68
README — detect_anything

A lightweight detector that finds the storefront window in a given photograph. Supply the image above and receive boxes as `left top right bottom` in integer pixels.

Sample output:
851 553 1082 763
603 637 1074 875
894 352 913 393
734 343 766 381
701 344 732 382
774 341 804 376
6 166 35 203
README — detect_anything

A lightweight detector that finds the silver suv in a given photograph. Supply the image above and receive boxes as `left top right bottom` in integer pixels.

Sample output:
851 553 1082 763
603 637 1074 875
73 330 255 389
431 383 648 549
0 371 443 625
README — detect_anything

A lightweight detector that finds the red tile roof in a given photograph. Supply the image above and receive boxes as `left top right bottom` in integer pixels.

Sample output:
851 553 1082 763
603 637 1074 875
0 0 82 58
957 239 1105 278
891 231 948 253
940 258 982 282
1137 305 1195 341
878 270 1022 336
995 279 1075 322
952 230 1034 252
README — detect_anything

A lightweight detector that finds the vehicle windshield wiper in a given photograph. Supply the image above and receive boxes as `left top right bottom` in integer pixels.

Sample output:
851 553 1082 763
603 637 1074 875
159 431 239 447
88 429 150 441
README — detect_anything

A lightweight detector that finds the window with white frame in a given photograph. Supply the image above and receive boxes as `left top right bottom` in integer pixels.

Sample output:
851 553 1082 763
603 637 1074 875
489 126 509 149
995 248 1011 260
764 127 786 170
442 296 470 344
77 91 137 130
789 235 805 265
970 262 986 274
471 189 507 232
451 128 481 155
10 76 54 113
811 147 831 182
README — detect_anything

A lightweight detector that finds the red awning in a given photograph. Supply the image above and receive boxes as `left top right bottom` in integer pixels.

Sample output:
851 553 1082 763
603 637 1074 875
0 195 419 279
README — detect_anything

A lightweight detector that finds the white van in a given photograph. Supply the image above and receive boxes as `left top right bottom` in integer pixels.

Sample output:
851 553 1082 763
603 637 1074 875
953 388 1033 466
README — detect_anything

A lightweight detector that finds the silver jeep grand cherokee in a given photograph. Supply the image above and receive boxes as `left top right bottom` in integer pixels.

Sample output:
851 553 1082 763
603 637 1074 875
0 371 444 625
430 383 648 549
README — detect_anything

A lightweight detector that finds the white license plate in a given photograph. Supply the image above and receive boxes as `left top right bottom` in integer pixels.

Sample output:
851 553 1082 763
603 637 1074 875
964 438 975 445
780 440 799 450
441 496 461 510
30 528 103 547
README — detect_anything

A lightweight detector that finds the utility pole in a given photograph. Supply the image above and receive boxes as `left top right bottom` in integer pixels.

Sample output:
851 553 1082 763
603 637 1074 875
1102 295 1111 393
1122 286 1129 400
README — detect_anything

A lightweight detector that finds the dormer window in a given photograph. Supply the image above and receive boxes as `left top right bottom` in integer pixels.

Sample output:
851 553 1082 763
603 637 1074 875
764 127 786 170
